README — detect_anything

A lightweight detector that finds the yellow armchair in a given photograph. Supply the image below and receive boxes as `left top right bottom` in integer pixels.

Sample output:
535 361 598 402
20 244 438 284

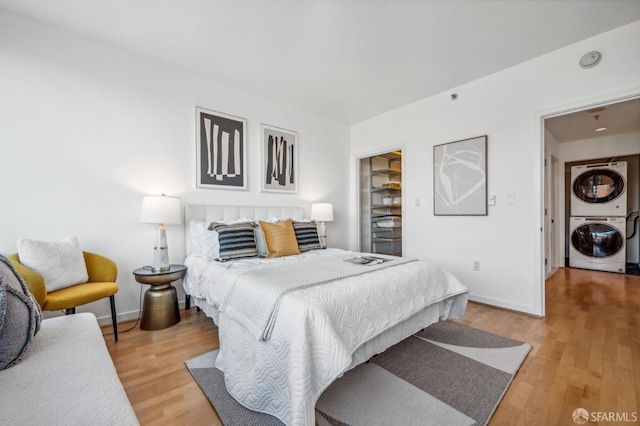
9 251 119 341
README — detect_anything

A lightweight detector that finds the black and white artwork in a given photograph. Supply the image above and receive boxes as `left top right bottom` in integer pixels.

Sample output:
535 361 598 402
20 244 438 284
433 135 487 216
196 107 247 190
261 124 298 193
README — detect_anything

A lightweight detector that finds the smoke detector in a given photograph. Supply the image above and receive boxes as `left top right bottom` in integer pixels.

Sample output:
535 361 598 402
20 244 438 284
579 51 602 69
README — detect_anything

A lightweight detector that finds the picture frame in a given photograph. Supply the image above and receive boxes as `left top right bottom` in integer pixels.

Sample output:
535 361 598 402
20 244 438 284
433 135 487 216
261 123 298 193
196 107 247 190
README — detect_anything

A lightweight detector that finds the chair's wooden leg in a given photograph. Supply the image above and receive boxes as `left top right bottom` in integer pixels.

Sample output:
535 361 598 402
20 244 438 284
65 308 76 315
109 295 118 342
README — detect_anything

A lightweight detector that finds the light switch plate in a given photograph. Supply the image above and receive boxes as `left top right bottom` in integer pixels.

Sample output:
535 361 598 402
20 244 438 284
488 195 496 206
507 193 515 205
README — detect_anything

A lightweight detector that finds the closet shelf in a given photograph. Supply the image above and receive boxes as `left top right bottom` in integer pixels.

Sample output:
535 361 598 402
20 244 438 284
371 204 402 209
370 168 401 176
372 226 402 231
371 187 402 193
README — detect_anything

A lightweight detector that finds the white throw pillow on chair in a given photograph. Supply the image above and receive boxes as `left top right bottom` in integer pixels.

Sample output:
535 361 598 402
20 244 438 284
17 236 89 292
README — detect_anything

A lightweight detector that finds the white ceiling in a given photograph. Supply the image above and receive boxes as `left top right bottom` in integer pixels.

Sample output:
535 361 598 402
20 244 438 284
1 1 640 124
545 97 640 143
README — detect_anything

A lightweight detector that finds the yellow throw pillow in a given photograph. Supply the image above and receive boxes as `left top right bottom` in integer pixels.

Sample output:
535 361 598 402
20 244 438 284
259 219 301 258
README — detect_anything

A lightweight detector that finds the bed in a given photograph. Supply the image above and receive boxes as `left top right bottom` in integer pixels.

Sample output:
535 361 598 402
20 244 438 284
183 204 469 425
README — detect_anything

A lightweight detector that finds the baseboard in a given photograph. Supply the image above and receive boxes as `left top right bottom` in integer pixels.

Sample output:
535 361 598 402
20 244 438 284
545 267 559 280
95 309 139 326
468 294 542 317
95 298 190 326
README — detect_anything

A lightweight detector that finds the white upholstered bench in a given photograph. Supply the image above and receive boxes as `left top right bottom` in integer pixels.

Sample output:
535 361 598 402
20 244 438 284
0 313 138 425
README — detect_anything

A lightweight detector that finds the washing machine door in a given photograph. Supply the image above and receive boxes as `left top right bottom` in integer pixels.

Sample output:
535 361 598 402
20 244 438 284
573 168 625 204
571 223 624 258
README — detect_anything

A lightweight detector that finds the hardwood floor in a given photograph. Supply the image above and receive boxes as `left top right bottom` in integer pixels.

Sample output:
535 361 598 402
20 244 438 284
104 267 640 425
459 267 640 425
104 310 222 425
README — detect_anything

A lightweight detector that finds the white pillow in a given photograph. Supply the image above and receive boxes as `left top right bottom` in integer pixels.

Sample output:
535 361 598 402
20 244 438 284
189 220 224 258
16 236 89 292
189 220 206 256
197 223 220 259
254 224 267 257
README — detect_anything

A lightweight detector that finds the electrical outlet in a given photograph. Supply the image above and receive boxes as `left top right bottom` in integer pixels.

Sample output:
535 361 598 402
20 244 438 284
507 193 515 205
473 261 480 271
415 198 421 207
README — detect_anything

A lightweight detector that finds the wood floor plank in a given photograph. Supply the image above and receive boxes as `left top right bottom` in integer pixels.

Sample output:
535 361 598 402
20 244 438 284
103 267 640 425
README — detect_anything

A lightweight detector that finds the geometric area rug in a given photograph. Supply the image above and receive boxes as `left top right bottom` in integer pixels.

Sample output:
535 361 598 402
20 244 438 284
185 321 531 426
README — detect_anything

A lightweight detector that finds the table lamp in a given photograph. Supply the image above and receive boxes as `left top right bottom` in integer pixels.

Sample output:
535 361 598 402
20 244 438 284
139 194 182 271
310 202 334 249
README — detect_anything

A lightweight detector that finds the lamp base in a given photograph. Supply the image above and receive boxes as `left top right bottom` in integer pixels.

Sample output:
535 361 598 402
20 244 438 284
151 227 170 271
152 247 170 271
318 221 327 249
151 265 171 272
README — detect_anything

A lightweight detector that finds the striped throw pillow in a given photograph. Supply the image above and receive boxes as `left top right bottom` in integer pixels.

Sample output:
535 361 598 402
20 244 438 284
292 221 321 252
208 222 258 261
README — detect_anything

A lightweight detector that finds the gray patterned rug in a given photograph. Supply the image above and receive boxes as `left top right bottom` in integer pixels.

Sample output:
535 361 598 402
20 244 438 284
185 321 531 426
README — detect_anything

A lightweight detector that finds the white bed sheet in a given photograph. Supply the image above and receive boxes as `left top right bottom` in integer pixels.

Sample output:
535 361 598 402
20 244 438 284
184 249 468 425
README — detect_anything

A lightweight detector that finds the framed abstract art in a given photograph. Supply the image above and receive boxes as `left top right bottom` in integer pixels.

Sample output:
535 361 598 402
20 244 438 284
261 124 298 193
433 135 487 216
196 107 247 190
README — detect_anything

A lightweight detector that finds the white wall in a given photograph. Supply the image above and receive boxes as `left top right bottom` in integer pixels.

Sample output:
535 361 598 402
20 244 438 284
557 131 640 163
350 21 640 316
0 11 350 323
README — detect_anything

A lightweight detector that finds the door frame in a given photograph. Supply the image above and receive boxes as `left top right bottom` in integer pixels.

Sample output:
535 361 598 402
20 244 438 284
536 89 640 317
354 145 405 253
544 149 558 279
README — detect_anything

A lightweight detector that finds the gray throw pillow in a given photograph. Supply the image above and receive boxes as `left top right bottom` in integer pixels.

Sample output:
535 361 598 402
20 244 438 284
292 221 321 252
209 222 259 261
0 254 42 370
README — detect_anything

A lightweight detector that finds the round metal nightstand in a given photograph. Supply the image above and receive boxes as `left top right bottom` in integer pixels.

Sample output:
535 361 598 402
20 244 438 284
133 264 187 331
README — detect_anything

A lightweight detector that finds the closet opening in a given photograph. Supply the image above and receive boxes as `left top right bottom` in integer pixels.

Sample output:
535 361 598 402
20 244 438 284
358 150 403 255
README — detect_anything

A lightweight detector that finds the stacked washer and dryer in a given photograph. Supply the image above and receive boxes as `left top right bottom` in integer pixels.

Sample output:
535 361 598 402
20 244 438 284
569 161 627 273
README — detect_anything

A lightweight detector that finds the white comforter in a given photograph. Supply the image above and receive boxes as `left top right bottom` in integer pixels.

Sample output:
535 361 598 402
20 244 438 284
184 249 468 425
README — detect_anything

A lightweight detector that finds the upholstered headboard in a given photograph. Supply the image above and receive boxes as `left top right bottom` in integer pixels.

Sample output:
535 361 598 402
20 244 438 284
184 204 305 256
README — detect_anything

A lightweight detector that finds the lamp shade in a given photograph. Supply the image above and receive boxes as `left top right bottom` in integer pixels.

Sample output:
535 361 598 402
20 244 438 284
310 202 334 222
139 195 182 225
